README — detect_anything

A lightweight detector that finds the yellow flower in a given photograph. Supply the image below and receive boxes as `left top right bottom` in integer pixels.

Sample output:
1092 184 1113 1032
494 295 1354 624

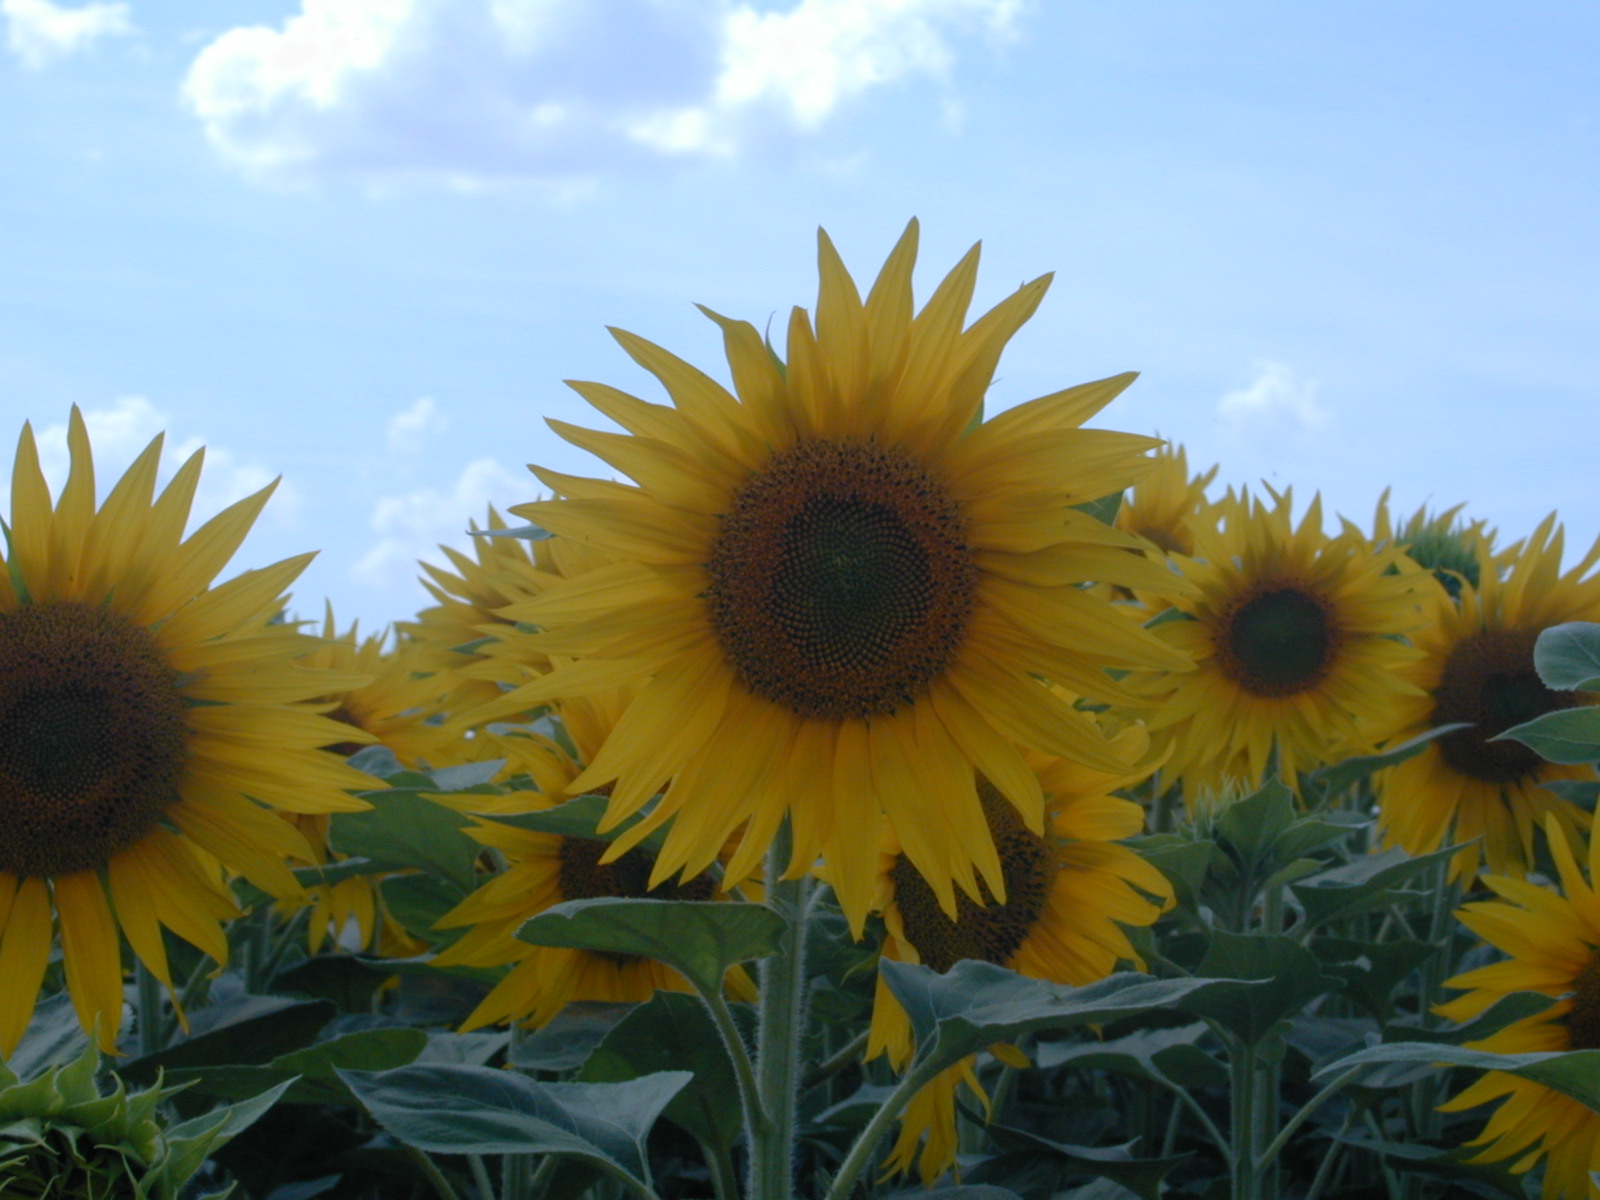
1375 516 1600 882
1135 487 1426 798
1371 489 1494 601
431 691 749 1029
1115 441 1219 559
1436 817 1600 1198
0 410 374 1054
866 719 1170 1182
471 221 1188 932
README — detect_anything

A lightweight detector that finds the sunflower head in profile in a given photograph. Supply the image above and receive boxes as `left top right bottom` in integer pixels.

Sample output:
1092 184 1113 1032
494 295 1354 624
1372 489 1492 601
865 717 1170 1182
1133 486 1427 798
0 410 376 1054
1115 441 1219 560
1375 516 1600 882
430 691 751 1030
470 220 1189 932
1436 817 1600 1198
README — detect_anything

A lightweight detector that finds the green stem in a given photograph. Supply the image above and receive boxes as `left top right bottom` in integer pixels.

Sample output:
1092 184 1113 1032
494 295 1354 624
135 958 166 1058
525 1155 557 1198
1160 1077 1231 1161
1303 1104 1356 1200
701 1138 740 1200
800 1030 868 1091
700 986 766 1143
1230 1036 1260 1200
826 1054 949 1200
468 1155 494 1200
404 1145 465 1200
1259 1066 1365 1166
748 823 813 1200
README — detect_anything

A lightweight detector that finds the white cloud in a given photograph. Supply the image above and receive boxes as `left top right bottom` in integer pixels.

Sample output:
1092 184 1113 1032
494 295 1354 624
387 396 450 454
11 397 302 533
181 0 1022 184
352 456 528 590
3 0 132 69
1216 361 1330 442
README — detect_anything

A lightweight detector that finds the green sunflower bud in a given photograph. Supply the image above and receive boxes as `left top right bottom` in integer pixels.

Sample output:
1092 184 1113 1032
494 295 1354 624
0 1035 290 1200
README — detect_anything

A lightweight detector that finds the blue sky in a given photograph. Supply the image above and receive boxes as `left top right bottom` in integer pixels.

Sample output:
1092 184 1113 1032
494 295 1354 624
3 0 1597 633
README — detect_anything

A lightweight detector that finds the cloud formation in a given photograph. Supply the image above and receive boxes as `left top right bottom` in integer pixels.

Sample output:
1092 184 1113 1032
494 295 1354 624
386 396 450 454
1216 360 1329 442
11 397 301 532
353 455 528 591
182 0 1022 184
3 0 131 69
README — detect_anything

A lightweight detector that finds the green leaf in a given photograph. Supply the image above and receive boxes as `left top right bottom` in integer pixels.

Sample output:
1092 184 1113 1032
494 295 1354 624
5 993 88 1078
1303 723 1469 795
491 794 662 854
878 960 1249 1077
1187 932 1343 1045
972 1123 1188 1200
380 874 473 948
330 789 480 893
1313 937 1438 1020
472 522 554 542
1135 838 1216 914
1034 1024 1227 1090
1291 843 1462 929
270 955 393 1010
517 898 786 995
338 1063 689 1189
1533 622 1600 692
1383 991 1556 1046
120 998 336 1086
165 1028 429 1107
1494 707 1600 765
1315 1042 1600 1111
890 1188 1025 1200
580 991 752 1155
509 1003 636 1072
158 1078 297 1194
1072 491 1123 526
1212 778 1296 872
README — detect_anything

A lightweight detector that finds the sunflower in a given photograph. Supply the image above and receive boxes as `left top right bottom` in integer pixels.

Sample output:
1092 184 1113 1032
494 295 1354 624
865 717 1171 1182
469 220 1188 932
1115 441 1218 560
1133 487 1427 799
1435 817 1600 1198
1371 489 1493 602
1374 516 1600 882
0 411 375 1054
430 690 750 1029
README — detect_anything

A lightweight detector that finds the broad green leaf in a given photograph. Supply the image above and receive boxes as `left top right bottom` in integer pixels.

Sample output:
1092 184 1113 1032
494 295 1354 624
1383 991 1556 1046
338 1063 689 1188
5 993 87 1077
1314 937 1438 1020
1187 932 1342 1045
271 955 392 1010
1212 778 1296 872
165 1028 429 1107
1332 1134 1536 1200
971 1123 1189 1200
518 898 786 995
1136 838 1215 913
1315 1042 1600 1111
158 1079 297 1195
1292 843 1461 929
1034 1024 1227 1090
331 790 480 893
491 795 663 855
121 998 335 1086
1072 491 1123 526
1545 779 1600 805
428 759 506 791
1304 724 1468 795
380 874 474 948
510 1003 636 1072
1494 707 1600 765
580 991 752 1155
1533 622 1600 691
878 960 1248 1076
473 522 554 542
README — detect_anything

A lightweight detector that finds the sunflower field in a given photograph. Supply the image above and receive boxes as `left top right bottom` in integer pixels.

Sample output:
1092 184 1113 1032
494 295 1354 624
8 223 1600 1200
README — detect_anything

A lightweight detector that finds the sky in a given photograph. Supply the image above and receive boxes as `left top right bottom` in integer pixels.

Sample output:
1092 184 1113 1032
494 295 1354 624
3 0 1597 635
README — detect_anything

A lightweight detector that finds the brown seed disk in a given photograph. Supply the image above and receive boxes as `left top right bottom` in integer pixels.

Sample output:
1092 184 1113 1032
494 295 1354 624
1212 581 1341 698
1569 955 1600 1050
1433 628 1575 783
556 836 718 965
704 438 978 722
891 777 1053 974
0 602 189 877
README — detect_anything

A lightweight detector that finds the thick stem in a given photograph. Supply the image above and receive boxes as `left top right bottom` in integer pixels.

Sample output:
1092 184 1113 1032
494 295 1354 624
747 823 813 1200
826 1055 949 1200
1230 1036 1260 1200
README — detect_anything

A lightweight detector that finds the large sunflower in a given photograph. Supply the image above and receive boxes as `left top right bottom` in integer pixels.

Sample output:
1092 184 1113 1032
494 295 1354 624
1435 817 1600 1198
865 717 1170 1181
470 221 1188 930
1374 517 1600 882
0 411 375 1053
1134 487 1426 799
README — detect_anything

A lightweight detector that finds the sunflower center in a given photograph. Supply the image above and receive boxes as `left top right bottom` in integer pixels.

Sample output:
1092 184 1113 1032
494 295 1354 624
1569 955 1600 1051
0 602 189 877
890 778 1053 973
1433 628 1575 783
1214 585 1337 697
704 439 978 721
